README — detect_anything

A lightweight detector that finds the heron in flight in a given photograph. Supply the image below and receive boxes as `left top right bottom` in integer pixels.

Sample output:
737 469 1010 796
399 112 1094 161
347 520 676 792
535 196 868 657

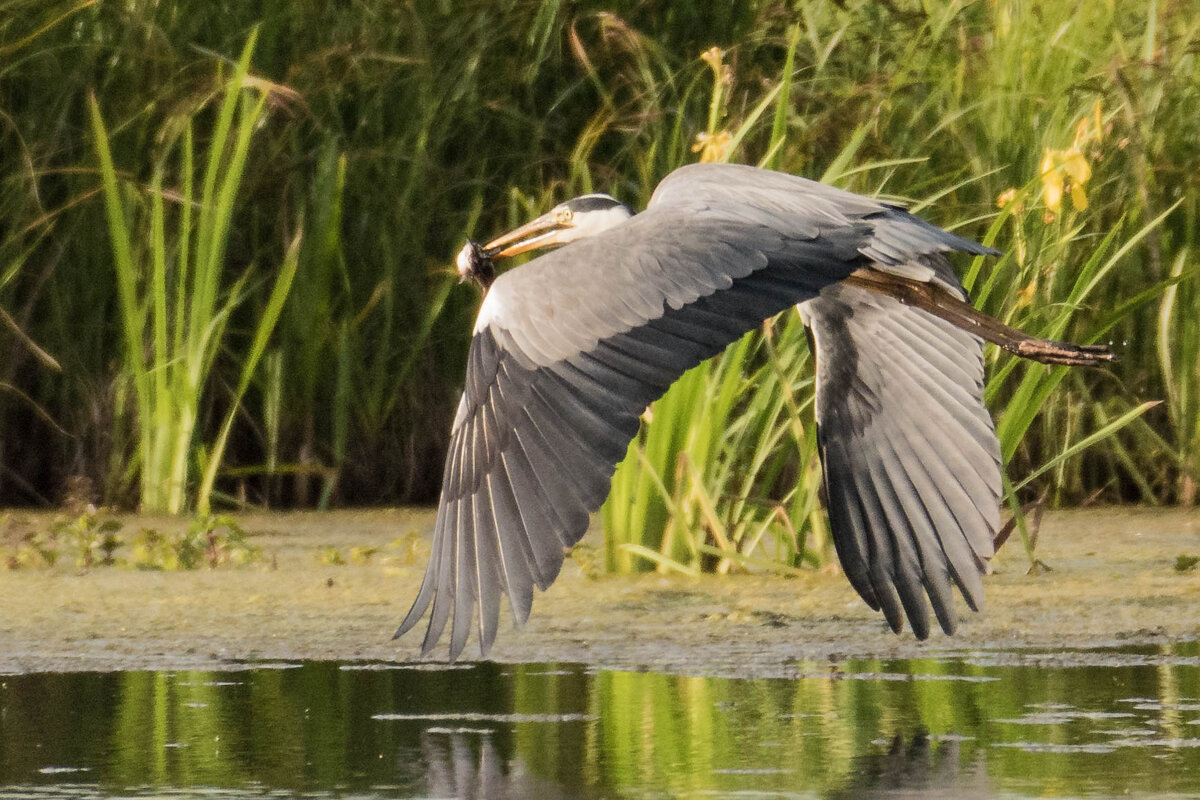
397 163 1112 661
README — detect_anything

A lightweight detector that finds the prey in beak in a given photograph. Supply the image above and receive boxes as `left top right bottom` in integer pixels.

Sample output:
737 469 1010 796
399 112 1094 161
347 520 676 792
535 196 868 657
454 208 577 291
455 240 496 289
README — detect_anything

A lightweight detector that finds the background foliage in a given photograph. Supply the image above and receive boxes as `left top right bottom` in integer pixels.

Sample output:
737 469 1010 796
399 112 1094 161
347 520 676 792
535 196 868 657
0 1 1196 551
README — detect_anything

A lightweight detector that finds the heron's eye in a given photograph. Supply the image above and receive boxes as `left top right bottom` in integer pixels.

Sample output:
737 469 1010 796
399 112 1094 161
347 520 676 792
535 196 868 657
555 207 574 225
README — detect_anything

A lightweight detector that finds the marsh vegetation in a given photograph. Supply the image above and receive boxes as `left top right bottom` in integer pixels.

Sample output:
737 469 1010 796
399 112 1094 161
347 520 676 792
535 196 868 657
0 1 1196 572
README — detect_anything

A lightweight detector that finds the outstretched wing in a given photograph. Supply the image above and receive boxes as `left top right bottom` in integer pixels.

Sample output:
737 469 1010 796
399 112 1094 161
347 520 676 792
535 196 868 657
801 282 1001 639
397 163 998 659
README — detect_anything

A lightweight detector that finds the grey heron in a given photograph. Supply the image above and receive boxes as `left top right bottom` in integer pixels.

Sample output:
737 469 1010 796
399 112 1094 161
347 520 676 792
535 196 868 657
397 163 1112 661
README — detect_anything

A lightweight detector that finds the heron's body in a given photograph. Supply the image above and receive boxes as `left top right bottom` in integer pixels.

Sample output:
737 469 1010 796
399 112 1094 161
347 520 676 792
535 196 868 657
399 163 1111 660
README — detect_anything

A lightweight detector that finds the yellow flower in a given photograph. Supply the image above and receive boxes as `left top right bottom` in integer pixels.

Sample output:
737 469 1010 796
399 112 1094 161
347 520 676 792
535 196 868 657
1073 98 1104 149
1041 148 1093 216
1016 279 1037 308
1062 150 1091 210
1039 101 1102 221
996 187 1023 212
701 46 724 74
700 45 732 85
692 131 732 163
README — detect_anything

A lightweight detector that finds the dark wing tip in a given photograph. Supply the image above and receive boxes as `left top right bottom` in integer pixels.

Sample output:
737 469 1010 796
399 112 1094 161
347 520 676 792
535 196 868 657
806 285 1001 641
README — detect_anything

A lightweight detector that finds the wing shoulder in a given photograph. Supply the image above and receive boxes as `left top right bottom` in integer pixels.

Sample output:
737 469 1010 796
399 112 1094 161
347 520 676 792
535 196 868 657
652 163 997 293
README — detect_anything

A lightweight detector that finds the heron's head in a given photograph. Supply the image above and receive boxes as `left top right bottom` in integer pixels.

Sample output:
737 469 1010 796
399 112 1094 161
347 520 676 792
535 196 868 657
483 194 633 259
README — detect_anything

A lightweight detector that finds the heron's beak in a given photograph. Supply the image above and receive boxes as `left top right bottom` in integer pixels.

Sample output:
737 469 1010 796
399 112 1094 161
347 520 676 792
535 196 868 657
483 212 573 259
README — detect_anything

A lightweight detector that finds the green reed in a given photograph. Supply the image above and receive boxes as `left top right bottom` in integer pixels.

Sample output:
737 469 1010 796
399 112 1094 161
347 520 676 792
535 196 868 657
89 31 297 514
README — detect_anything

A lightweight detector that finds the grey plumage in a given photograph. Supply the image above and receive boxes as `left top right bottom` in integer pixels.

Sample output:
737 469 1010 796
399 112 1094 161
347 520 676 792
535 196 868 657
397 163 1108 661
802 283 998 639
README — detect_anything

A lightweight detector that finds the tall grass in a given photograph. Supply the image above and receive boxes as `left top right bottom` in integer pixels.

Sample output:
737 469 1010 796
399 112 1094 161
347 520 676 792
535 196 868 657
0 1 1195 562
88 31 298 514
603 313 830 575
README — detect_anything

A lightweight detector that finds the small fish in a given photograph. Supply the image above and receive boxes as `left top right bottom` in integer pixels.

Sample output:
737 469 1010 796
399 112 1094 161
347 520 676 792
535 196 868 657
455 240 495 290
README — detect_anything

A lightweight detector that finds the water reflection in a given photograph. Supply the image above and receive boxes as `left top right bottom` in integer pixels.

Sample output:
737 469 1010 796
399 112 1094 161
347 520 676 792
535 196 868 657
829 733 990 799
1 644 1198 799
416 727 588 800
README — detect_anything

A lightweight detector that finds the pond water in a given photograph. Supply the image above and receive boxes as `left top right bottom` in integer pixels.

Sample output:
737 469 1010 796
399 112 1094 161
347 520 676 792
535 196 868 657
3 644 1200 799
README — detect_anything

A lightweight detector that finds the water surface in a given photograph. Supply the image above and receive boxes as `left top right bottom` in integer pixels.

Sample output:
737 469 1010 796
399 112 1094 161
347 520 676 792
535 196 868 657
4 644 1200 798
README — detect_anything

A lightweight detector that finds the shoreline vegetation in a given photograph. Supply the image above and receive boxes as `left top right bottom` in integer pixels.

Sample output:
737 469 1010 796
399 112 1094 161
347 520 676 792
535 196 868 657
0 507 1197 673
1 2 1197 575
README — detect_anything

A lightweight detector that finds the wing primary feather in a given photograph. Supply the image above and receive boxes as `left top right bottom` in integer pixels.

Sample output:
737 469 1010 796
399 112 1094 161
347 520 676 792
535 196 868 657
446 418 483 657
502 433 576 576
880 435 965 633
580 338 681 394
410 419 473 649
818 442 879 609
474 386 500 472
866 443 934 640
893 422 990 609
881 346 998 543
527 380 635 470
656 300 756 339
533 374 640 457
880 310 982 390
850 463 907 633
472 490 503 655
596 331 705 383
393 502 446 638
448 495 478 661
647 312 740 351
517 403 612 515
511 416 598 532
497 449 563 591
880 317 996 454
466 331 501 406
558 354 656 413
421 497 460 655
726 272 816 308
486 470 537 624
696 282 794 322
397 406 473 641
898 391 999 557
883 340 1003 506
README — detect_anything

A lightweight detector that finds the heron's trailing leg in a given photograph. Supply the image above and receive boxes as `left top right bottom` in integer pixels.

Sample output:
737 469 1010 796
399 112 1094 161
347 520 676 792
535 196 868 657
845 270 1116 367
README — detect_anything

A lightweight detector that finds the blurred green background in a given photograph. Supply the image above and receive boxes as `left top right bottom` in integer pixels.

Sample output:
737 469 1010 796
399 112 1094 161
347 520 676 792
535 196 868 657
0 1 1196 568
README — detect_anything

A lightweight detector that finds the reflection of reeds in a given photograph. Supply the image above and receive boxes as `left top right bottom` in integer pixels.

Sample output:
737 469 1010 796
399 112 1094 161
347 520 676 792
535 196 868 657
0 2 1195 536
7 656 1200 794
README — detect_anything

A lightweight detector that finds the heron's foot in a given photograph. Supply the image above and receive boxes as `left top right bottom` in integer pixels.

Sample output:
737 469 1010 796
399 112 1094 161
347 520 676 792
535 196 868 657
1011 338 1116 366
